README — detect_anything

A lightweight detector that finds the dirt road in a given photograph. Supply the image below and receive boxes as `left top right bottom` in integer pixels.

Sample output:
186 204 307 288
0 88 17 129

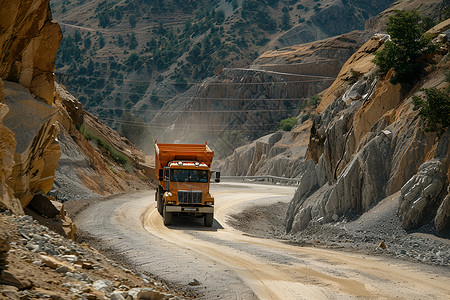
74 182 450 299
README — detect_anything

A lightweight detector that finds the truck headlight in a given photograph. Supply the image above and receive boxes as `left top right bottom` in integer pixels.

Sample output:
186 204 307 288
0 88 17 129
206 201 213 205
166 192 173 197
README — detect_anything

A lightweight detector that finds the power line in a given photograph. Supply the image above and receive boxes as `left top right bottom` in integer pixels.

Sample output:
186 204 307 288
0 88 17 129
56 72 335 85
97 116 287 132
89 107 301 113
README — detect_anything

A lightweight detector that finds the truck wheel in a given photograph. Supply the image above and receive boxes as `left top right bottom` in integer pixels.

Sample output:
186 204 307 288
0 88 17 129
163 207 172 226
204 213 213 227
157 194 163 216
156 186 164 215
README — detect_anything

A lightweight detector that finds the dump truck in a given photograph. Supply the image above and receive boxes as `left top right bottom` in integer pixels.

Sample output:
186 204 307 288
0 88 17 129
154 142 220 227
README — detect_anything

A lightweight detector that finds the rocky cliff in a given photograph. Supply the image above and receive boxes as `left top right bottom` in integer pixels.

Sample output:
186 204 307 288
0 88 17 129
0 0 62 105
285 24 450 234
217 120 311 178
0 0 62 215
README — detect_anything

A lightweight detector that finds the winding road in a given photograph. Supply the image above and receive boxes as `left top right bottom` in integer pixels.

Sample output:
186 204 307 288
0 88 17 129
75 182 450 299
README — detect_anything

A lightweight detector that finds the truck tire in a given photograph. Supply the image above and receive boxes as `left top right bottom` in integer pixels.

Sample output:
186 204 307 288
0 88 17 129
163 207 172 226
204 213 213 227
156 186 163 216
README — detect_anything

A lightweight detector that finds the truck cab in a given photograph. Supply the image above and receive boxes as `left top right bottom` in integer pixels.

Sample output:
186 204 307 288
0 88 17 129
154 142 219 226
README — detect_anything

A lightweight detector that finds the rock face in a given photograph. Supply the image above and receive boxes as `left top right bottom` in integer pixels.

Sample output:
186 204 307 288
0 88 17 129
285 27 450 234
0 0 62 213
3 81 61 208
0 79 21 214
0 0 62 105
398 159 446 230
218 121 311 178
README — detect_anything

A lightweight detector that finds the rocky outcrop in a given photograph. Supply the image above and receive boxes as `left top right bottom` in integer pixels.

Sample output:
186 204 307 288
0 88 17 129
0 0 62 105
399 130 450 231
218 121 311 178
0 79 21 214
0 0 62 213
398 159 446 230
3 81 61 208
286 26 450 234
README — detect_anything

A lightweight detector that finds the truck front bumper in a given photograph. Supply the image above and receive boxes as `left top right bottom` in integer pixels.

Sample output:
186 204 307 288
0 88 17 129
165 206 214 213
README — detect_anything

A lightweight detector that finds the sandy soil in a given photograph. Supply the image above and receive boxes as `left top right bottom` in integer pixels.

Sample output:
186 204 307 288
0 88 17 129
71 182 450 299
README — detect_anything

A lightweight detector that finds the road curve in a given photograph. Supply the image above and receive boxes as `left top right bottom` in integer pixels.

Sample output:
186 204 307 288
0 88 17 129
74 182 450 299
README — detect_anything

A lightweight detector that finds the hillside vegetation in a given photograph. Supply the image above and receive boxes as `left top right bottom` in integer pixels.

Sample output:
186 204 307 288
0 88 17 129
51 0 395 149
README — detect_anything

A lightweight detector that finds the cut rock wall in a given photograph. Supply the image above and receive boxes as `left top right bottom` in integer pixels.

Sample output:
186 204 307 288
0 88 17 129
286 29 450 234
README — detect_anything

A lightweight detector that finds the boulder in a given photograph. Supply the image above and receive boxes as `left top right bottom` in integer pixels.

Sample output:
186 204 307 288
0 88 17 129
434 187 450 233
398 159 446 230
28 194 59 218
0 79 22 215
3 81 60 208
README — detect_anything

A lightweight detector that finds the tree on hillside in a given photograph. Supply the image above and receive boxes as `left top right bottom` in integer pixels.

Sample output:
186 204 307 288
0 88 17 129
413 87 450 138
374 10 436 86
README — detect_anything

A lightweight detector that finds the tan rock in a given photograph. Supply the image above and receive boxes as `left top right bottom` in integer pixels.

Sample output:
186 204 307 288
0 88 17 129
0 79 22 214
352 71 402 147
0 0 62 105
3 81 60 207
317 36 383 113
39 254 75 272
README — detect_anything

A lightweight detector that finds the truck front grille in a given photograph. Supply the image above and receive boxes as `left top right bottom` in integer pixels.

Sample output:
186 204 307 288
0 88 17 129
178 191 203 204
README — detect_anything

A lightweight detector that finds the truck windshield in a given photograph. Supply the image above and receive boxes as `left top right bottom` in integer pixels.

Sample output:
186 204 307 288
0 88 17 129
170 169 208 183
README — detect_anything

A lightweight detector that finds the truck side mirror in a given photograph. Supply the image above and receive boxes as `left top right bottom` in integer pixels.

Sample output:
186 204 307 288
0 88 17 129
215 171 220 183
158 169 164 181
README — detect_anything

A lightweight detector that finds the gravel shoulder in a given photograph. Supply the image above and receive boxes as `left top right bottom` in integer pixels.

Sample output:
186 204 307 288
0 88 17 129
228 189 450 269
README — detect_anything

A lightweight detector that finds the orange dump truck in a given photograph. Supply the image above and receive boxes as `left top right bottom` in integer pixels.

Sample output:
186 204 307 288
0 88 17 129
154 142 220 226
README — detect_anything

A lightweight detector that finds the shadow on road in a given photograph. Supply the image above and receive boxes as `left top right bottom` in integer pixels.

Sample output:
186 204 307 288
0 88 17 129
166 215 224 232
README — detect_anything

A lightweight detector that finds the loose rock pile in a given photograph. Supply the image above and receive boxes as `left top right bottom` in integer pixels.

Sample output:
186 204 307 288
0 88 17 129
0 212 185 299
0 225 9 277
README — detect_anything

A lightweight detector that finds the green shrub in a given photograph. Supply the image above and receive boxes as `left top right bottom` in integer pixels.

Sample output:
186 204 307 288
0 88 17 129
79 124 133 170
373 10 436 86
413 87 450 138
280 117 298 131
308 94 321 107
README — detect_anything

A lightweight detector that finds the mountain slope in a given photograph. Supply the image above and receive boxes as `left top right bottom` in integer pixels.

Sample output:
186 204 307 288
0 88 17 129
50 0 395 148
